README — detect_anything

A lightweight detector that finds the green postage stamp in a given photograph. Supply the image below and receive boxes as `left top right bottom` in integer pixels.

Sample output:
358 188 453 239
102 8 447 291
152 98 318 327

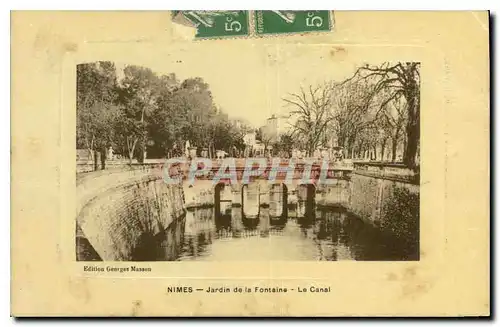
172 11 333 39
254 11 332 35
171 11 249 38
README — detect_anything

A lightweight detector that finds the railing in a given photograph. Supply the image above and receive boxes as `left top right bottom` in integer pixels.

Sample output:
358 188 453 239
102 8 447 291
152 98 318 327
78 157 354 172
77 158 165 173
352 161 419 185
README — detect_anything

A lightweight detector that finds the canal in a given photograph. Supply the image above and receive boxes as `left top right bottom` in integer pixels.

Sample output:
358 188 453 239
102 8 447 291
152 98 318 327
156 205 416 262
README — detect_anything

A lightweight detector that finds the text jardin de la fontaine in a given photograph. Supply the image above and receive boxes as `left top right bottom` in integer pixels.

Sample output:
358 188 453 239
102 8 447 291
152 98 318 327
168 286 331 293
83 266 331 293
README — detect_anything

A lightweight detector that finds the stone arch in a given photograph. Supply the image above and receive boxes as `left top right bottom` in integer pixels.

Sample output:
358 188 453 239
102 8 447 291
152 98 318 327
213 182 226 216
269 183 288 219
297 183 316 219
241 183 260 219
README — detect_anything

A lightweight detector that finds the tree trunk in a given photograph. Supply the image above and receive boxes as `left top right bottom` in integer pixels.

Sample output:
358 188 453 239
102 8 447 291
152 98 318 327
93 150 99 171
127 138 138 166
307 142 314 158
100 147 107 170
380 139 387 162
86 134 95 170
404 124 419 169
347 138 355 159
356 143 362 159
128 153 133 165
138 142 145 164
391 137 398 162
356 139 364 160
404 90 420 169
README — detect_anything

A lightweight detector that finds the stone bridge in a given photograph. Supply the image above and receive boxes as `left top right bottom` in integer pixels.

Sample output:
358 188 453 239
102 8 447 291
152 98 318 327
169 158 355 218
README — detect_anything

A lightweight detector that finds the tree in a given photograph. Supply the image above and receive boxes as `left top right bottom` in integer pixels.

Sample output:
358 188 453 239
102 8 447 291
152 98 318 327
116 65 161 164
283 83 334 157
146 74 184 158
330 79 377 158
346 62 420 168
377 93 407 162
76 61 119 170
169 77 215 154
274 132 295 158
375 118 392 161
77 61 253 165
231 119 252 152
255 128 263 142
258 124 275 155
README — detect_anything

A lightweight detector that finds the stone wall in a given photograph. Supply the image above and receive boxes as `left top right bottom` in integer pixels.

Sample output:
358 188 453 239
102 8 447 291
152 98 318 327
76 169 186 261
349 174 381 221
350 173 419 224
184 180 215 209
316 179 351 207
349 172 419 257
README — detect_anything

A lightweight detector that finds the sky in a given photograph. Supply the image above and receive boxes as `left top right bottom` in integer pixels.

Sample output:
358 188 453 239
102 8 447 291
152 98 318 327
114 42 364 128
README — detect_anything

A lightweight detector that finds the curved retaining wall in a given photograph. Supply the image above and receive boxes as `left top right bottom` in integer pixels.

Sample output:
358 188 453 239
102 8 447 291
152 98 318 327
76 167 186 261
350 172 419 223
349 171 420 258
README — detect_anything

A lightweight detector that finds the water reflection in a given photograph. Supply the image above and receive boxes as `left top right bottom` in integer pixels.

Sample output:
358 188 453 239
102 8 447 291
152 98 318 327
165 205 416 261
269 184 287 218
242 183 260 217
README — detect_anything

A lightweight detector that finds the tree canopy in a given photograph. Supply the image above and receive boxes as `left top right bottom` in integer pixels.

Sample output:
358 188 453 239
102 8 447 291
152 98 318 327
77 61 420 170
76 61 249 166
283 62 420 168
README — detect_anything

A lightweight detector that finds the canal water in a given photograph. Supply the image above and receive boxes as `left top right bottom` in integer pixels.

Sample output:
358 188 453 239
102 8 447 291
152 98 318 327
159 206 415 262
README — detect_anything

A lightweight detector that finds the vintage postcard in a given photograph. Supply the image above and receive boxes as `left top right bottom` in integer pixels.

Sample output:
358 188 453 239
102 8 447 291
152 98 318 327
11 11 490 316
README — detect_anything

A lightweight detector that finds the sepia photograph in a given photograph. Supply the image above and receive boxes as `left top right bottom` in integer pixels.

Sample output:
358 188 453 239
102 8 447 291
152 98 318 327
76 57 420 262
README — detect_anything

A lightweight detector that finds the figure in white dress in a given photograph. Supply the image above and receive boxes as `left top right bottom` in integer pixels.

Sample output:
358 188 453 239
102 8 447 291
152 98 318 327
107 146 114 161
